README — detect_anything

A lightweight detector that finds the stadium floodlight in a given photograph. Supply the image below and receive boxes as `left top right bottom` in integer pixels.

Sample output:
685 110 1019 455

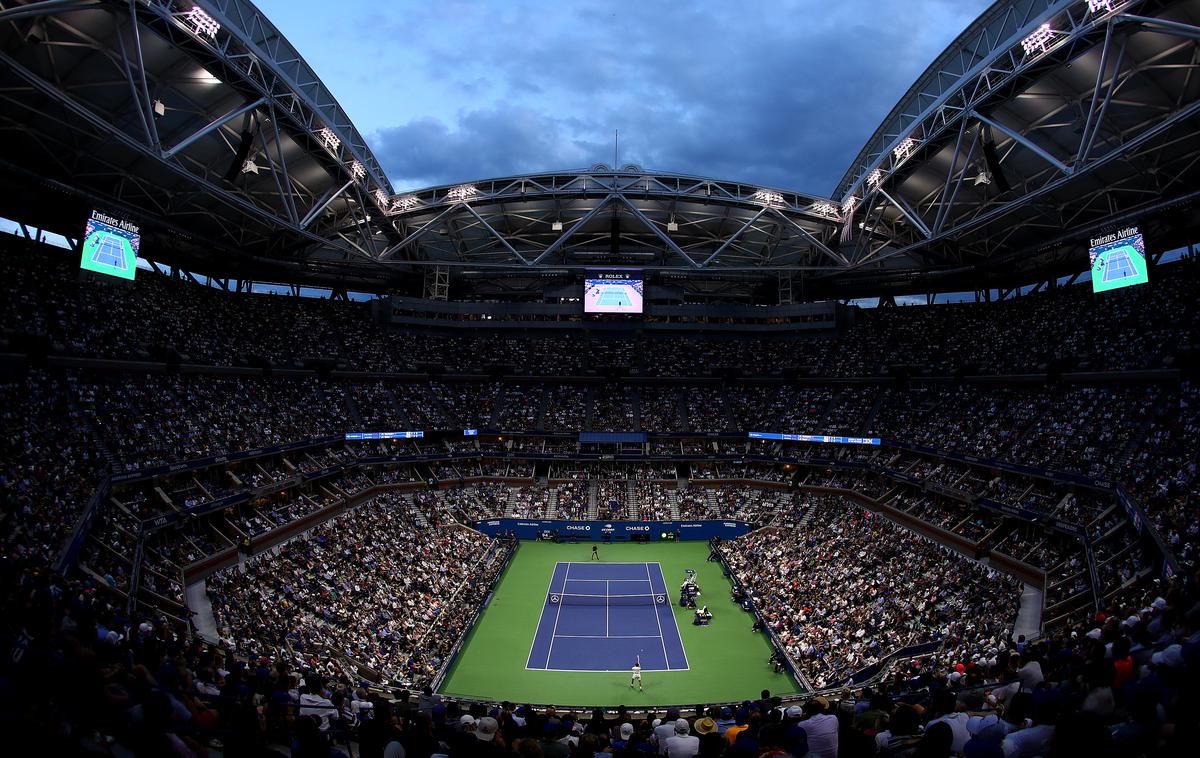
841 196 858 216
752 189 785 206
1087 0 1121 13
867 168 883 187
551 220 563 231
240 159 259 175
446 184 478 202
349 161 366 181
667 216 679 232
1021 23 1055 57
373 189 390 208
185 6 221 39
392 195 419 212
152 99 166 118
892 137 917 163
315 127 340 153
810 201 839 219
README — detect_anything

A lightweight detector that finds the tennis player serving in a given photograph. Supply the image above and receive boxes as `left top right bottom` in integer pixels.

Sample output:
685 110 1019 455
630 656 643 691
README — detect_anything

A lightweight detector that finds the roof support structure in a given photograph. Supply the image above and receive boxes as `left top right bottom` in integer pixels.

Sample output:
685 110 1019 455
970 110 1072 175
162 97 266 159
614 194 701 268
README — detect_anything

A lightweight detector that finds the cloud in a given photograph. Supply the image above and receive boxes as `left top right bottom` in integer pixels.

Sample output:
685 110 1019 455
346 0 993 194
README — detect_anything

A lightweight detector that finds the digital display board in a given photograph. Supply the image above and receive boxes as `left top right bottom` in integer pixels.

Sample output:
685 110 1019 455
1089 226 1148 293
749 432 881 445
345 431 424 440
80 210 140 281
584 274 644 314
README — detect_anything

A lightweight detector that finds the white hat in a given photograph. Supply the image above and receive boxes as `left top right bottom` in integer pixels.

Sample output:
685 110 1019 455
460 715 476 727
674 718 690 734
619 723 634 740
476 717 499 741
785 705 802 718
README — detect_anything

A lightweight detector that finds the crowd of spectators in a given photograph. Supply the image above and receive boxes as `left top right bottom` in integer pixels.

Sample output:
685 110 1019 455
721 502 1022 690
207 493 500 687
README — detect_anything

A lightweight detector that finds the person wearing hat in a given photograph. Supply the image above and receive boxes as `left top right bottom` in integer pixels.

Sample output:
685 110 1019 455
612 722 635 752
715 707 736 734
665 718 699 758
654 709 680 753
693 717 723 758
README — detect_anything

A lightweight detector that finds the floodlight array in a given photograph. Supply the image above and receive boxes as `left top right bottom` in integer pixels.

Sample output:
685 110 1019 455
892 137 916 163
374 189 390 208
446 184 478 201
752 189 785 206
867 169 883 187
841 196 858 216
185 6 220 39
810 201 839 218
349 161 366 181
393 195 420 212
1087 0 1121 13
1021 23 1055 57
316 127 341 153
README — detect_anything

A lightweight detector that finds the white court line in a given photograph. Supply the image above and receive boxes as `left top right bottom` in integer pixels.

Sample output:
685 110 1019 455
525 561 564 670
553 634 664 639
543 562 570 668
645 562 671 670
605 579 609 637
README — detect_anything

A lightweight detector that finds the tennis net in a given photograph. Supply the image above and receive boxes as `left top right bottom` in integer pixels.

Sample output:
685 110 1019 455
548 592 667 606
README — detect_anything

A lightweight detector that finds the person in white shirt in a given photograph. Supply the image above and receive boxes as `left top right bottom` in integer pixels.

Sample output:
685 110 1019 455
925 690 971 754
665 719 699 758
798 698 839 758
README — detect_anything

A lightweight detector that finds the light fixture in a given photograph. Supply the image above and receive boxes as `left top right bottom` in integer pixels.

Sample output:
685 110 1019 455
240 159 259 175
1087 0 1121 13
374 189 390 208
349 160 366 181
666 216 678 232
752 189 784 206
892 137 917 163
315 127 340 153
1021 23 1054 57
446 184 477 201
973 171 992 186
809 202 838 219
392 195 419 212
551 220 563 231
152 99 166 118
867 169 883 187
186 6 221 39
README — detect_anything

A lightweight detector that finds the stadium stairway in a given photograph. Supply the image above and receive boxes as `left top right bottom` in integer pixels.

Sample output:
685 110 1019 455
587 480 599 519
534 387 552 431
380 385 413 427
583 386 598 431
1013 584 1045 641
669 490 681 520
626 479 640 520
504 488 520 517
66 383 119 471
630 388 642 431
545 487 558 518
341 389 365 427
705 488 720 518
185 579 220 645
863 389 887 435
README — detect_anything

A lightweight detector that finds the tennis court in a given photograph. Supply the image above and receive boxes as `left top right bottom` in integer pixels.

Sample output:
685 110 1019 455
595 287 633 307
85 232 131 271
439 541 796 706
526 561 688 671
1101 247 1137 283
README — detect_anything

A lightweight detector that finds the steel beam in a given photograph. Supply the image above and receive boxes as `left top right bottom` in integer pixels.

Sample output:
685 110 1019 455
378 203 464 260
162 98 266 159
972 110 1072 174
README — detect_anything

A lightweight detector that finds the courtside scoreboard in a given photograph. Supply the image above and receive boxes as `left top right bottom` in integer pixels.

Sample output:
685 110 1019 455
584 272 644 314
80 210 140 281
1088 226 1148 293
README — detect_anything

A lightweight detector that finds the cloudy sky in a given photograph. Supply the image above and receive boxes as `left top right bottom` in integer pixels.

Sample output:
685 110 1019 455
258 0 993 195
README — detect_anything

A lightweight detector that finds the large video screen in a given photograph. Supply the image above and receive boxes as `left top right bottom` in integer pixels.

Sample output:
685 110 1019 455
1089 226 1148 293
584 276 643 314
80 210 140 281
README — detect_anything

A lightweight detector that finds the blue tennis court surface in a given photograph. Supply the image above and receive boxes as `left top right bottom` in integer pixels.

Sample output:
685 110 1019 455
1102 248 1136 282
596 289 632 307
87 235 129 270
526 562 689 672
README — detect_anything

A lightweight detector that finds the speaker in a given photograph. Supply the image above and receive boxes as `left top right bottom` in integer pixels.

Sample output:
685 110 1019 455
981 126 1012 194
610 216 620 255
222 128 255 183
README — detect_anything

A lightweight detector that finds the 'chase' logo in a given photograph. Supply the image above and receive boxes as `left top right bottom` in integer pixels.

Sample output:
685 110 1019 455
626 525 651 532
565 525 591 531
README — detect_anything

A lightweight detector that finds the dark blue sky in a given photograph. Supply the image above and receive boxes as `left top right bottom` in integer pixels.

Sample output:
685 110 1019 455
259 0 993 195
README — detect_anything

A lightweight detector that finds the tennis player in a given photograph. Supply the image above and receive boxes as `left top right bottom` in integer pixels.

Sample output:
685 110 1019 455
630 658 643 691
591 544 599 561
